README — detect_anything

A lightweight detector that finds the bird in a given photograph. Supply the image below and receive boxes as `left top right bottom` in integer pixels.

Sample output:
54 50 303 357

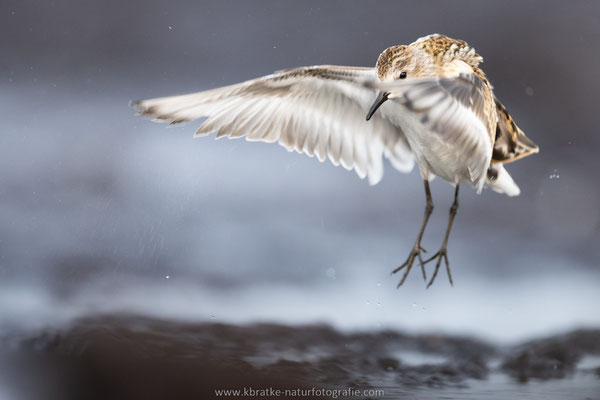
131 34 539 288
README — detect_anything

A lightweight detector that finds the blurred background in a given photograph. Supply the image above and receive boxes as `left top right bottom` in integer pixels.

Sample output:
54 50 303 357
1 1 600 397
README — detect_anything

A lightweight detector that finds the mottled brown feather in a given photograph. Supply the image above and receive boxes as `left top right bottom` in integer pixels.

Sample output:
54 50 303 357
411 34 489 85
492 98 539 163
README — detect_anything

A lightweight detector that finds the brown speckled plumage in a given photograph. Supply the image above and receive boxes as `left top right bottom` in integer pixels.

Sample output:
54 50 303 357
493 98 538 163
413 35 482 69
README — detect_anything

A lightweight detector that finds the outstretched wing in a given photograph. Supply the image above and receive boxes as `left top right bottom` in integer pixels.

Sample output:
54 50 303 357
367 72 495 189
132 66 414 184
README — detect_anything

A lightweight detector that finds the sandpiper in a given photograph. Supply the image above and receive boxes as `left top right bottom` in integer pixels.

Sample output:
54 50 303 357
132 34 539 288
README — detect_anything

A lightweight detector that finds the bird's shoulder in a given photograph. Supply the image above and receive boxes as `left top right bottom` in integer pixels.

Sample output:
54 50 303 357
412 34 490 89
412 34 483 70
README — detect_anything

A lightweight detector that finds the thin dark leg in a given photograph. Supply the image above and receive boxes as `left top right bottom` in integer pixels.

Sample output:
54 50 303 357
424 184 460 288
392 180 434 287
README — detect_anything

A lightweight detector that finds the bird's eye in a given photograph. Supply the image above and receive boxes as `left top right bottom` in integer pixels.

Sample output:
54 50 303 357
399 71 407 79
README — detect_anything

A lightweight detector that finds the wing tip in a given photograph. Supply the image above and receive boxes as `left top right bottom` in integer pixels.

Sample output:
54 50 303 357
131 99 193 126
130 99 156 118
130 99 145 114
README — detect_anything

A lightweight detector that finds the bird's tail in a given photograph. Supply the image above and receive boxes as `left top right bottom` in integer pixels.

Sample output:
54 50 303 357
485 163 520 196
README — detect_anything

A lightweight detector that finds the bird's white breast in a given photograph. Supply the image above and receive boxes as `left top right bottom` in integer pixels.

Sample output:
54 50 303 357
381 101 492 186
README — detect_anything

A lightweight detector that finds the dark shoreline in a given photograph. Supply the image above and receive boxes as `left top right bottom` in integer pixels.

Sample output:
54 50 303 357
1 313 599 400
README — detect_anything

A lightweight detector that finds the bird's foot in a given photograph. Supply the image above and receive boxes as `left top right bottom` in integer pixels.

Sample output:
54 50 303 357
392 244 427 287
422 247 453 288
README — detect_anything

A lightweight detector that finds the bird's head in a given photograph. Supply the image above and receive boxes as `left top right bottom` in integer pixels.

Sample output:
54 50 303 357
366 45 436 121
375 45 437 82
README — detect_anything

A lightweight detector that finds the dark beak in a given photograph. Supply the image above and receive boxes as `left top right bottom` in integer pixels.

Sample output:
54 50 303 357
366 91 389 121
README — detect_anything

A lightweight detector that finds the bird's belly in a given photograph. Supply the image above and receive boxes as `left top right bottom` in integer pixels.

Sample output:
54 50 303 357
394 113 480 184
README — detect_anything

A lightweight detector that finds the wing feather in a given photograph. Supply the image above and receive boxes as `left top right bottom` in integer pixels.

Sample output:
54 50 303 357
132 66 414 184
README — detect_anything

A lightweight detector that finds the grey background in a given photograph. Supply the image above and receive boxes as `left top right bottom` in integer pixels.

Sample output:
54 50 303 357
1 0 599 342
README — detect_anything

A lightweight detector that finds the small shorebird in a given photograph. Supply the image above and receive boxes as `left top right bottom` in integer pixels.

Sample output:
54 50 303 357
132 34 538 288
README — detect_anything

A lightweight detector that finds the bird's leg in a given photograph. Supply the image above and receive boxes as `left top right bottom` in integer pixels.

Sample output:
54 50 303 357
423 184 460 288
393 180 433 287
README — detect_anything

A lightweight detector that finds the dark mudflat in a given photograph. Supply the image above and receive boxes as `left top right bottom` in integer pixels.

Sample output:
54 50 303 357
1 314 599 400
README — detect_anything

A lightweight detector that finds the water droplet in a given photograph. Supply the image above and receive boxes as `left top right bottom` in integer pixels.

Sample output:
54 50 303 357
412 302 417 307
376 282 382 286
165 275 170 279
211 315 215 319
168 26 173 30
326 267 336 279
